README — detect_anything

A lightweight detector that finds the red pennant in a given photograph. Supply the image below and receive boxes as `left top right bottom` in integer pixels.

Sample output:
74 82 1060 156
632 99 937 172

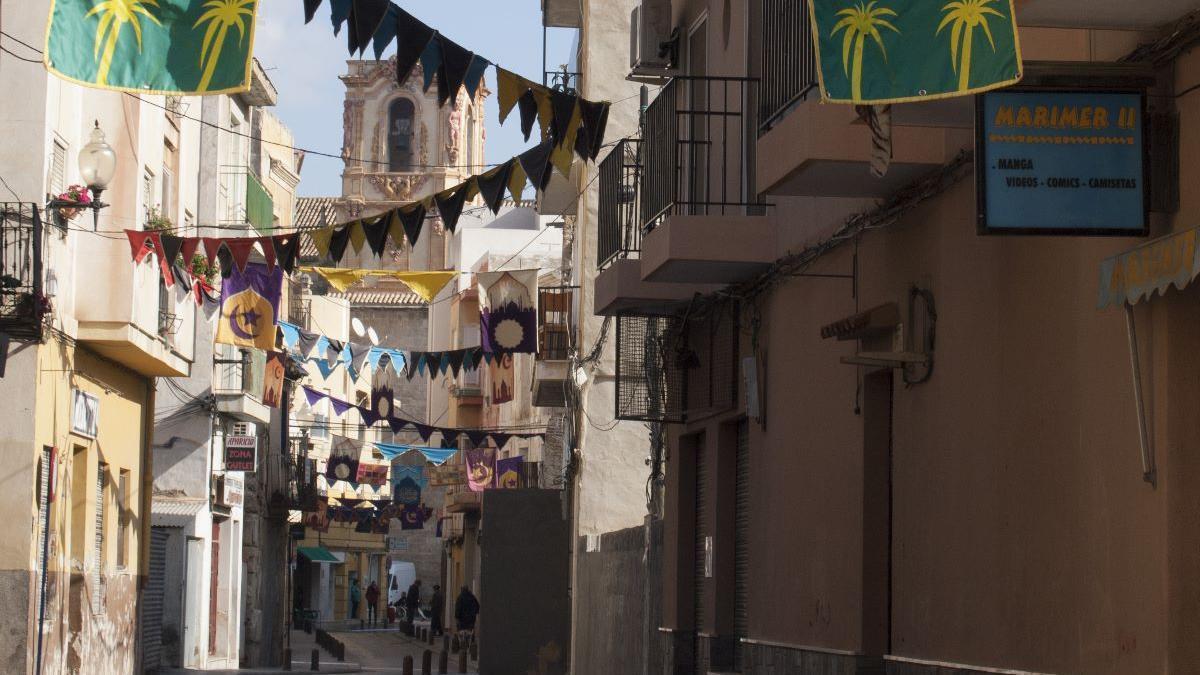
202 238 224 267
179 237 200 265
125 230 155 264
193 280 203 307
258 237 276 273
224 238 257 272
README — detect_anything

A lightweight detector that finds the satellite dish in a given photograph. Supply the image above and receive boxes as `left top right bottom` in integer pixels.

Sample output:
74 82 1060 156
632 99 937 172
351 317 366 337
367 327 380 346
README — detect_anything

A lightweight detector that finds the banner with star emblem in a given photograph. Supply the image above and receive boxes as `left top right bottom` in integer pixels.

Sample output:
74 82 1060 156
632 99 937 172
478 270 539 354
496 456 524 489
215 262 281 351
46 0 259 95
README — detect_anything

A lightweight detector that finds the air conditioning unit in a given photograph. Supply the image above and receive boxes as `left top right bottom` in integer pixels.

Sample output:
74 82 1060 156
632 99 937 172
629 0 676 82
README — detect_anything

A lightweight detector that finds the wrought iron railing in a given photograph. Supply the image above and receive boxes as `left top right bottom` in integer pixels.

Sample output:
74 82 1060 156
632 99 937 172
538 286 577 361
615 314 685 423
597 139 642 269
0 203 44 341
640 76 763 234
544 69 580 96
213 345 265 398
759 0 818 133
287 276 311 330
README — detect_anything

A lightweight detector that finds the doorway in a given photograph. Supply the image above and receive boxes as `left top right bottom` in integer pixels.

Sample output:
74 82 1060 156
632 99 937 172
184 536 205 668
862 370 893 655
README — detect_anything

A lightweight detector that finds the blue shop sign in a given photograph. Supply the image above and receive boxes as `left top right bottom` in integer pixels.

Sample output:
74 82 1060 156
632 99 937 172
977 89 1147 236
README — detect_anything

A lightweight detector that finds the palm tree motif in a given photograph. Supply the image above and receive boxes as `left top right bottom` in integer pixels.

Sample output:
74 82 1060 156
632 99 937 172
193 0 256 92
830 1 900 101
85 0 161 86
937 0 1006 92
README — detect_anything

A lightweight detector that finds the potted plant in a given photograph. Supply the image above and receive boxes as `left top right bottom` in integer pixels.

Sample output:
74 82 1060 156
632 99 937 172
145 206 173 232
55 184 91 220
190 253 218 285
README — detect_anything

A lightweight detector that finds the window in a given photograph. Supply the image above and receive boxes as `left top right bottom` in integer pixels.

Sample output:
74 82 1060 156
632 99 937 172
94 462 107 614
465 107 477 171
49 139 67 198
388 98 416 172
162 139 178 222
312 413 329 439
117 470 130 569
142 168 156 224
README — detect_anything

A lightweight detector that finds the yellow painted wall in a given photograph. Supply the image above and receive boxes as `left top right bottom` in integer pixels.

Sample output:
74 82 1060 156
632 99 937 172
304 521 387 619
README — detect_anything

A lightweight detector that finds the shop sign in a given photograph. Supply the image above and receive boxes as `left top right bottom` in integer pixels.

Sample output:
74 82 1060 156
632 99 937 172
977 89 1147 236
224 435 257 472
220 475 244 507
71 390 99 438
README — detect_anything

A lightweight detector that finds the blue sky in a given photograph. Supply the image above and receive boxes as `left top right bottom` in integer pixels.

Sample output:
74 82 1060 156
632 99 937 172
254 1 577 198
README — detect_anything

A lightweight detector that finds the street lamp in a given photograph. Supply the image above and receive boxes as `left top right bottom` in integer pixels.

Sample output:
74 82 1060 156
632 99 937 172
77 121 115 229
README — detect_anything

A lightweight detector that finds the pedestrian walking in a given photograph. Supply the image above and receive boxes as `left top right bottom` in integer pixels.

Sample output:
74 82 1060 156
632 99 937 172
405 579 422 624
349 578 361 620
366 581 380 625
430 584 445 636
454 586 479 632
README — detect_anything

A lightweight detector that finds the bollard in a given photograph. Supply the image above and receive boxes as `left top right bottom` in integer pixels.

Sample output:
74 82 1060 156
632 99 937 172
337 640 345 662
282 648 291 671
421 627 428 642
469 641 477 661
402 654 414 675
451 634 460 652
458 649 467 674
442 634 450 652
438 648 448 674
311 648 320 671
422 649 432 675
429 628 436 646
360 619 365 630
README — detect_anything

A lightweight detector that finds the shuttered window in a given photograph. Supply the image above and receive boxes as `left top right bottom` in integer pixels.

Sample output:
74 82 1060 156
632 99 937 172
49 140 67 197
117 471 130 569
93 463 107 614
733 421 750 668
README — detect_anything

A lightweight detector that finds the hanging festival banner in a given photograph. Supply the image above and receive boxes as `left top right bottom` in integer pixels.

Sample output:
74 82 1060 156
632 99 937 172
427 463 466 487
356 461 390 487
809 0 1022 104
478 270 539 354
496 456 524 489
215 262 282 351
263 351 286 408
297 267 456 300
399 503 426 530
279 321 408 381
393 475 422 506
465 447 497 492
325 436 362 483
46 0 259 95
125 230 301 274
489 353 515 404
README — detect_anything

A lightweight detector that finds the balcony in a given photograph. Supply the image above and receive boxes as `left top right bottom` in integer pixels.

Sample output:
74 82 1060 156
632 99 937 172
445 488 482 513
288 276 312 330
759 0 819 133
213 344 271 424
534 286 576 408
0 203 45 342
219 166 275 233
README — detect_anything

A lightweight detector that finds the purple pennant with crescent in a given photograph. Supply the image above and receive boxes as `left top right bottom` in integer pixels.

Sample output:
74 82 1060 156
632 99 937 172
215 263 283 351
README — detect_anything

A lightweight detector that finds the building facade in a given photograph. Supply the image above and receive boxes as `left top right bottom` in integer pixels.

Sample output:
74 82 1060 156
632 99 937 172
587 1 1200 673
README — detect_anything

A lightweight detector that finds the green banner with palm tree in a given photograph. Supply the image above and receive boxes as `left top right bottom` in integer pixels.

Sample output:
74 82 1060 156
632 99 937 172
45 0 258 95
809 0 1022 104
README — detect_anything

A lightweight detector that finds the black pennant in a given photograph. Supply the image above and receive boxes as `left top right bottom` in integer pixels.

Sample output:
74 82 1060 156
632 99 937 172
587 102 611 160
516 89 538 141
550 90 577 146
272 234 301 274
330 0 351 34
519 141 555 192
394 8 435 88
303 0 324 24
347 0 389 55
371 3 400 59
434 183 471 233
446 349 466 378
476 160 514 214
328 224 354 263
439 38 474 106
361 215 389 257
398 203 427 247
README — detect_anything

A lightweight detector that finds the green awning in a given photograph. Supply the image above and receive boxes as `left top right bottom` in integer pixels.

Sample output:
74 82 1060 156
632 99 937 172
297 546 339 563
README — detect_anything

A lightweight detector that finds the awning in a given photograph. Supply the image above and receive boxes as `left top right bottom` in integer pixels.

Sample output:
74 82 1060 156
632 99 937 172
151 498 207 528
1098 226 1200 308
297 546 340 564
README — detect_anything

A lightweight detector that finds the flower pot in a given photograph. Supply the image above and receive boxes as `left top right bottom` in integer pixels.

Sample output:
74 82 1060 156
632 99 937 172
58 206 81 221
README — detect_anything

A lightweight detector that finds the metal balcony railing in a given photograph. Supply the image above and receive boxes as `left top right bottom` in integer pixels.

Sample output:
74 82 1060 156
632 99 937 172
640 76 764 235
218 165 274 233
287 276 311 330
538 286 577 361
597 139 642 269
0 203 44 341
759 0 818 133
544 69 580 96
213 345 265 398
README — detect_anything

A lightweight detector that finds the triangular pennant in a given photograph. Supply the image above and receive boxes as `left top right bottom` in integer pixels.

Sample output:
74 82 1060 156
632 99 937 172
358 405 380 427
202 237 224 267
272 234 301 274
224 238 257 273
125 230 155 264
330 398 353 417
587 102 611 160
257 237 276 273
438 38 474 105
328 225 354 263
550 139 574 178
415 424 434 443
370 2 400 60
303 0 324 24
394 8 436 87
329 0 351 34
519 141 555 193
296 330 320 359
169 257 193 291
576 99 606 159
361 215 390 257
466 430 489 448
464 56 490 100
496 67 525 124
532 86 555 138
550 90 578 145
476 160 514 214
387 416 407 434
179 237 200 266
398 202 426 247
350 342 372 373
158 235 184 288
467 347 485 371
347 220 367 255
434 184 470 233
516 89 539 141
437 352 451 376
347 0 390 55
491 433 512 449
420 35 442 93
308 228 333 260
446 349 466 378
384 209 406 252
508 161 528 206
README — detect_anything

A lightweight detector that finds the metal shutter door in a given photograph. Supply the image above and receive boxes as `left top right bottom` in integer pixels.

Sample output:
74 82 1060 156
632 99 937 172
142 528 170 672
733 421 750 668
694 444 708 674
93 465 105 613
